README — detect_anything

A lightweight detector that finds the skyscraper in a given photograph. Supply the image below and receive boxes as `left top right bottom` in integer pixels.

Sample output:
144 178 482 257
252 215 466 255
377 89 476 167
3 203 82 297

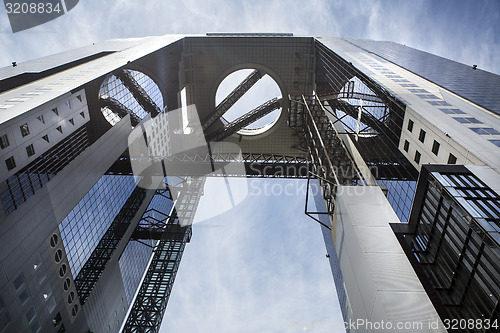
0 34 498 333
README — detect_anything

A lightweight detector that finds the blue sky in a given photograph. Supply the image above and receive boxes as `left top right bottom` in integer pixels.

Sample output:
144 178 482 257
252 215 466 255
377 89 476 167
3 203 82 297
1 0 499 73
1 1 499 332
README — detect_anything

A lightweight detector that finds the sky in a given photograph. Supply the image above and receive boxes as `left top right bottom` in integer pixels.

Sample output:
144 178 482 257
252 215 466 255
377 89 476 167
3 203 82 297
1 0 499 73
1 1 499 333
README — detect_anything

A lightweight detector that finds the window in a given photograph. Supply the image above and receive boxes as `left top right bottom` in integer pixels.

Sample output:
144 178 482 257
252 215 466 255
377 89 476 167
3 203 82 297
0 134 9 149
453 117 482 124
59 264 67 278
67 291 75 304
414 151 421 164
403 140 410 152
400 83 418 87
432 140 440 156
63 278 71 291
56 126 63 134
489 140 500 147
54 249 63 263
52 108 59 115
428 100 451 106
13 274 25 291
19 289 30 305
49 234 59 248
26 144 35 157
5 156 16 171
20 123 30 137
68 118 74 125
42 134 49 143
416 94 438 99
407 119 414 132
30 319 41 333
66 100 71 109
419 129 426 143
448 153 457 164
37 115 45 124
470 128 500 135
52 312 62 327
439 108 465 114
76 95 82 102
80 111 85 118
26 307 37 324
0 312 10 332
409 89 429 93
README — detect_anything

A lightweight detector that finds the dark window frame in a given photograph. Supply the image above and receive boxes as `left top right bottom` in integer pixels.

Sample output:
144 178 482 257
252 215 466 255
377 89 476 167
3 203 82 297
26 144 35 157
0 134 9 149
448 153 457 164
5 156 16 171
414 150 421 164
432 140 440 156
407 119 414 132
20 123 30 137
419 129 426 143
403 140 410 152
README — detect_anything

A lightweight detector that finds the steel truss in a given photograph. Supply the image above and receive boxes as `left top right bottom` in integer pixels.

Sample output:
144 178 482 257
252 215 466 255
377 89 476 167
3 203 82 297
202 69 263 130
161 152 310 178
297 96 358 223
75 186 148 304
115 69 162 117
328 99 390 136
106 153 311 178
123 181 199 332
99 96 142 127
121 79 410 333
206 97 282 141
123 210 191 332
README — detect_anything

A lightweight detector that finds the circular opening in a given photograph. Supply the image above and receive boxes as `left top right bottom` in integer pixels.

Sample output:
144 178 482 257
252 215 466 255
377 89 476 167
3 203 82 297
49 234 58 248
54 249 63 263
98 69 164 127
215 68 282 135
71 304 79 317
63 278 71 291
59 264 67 277
68 291 75 304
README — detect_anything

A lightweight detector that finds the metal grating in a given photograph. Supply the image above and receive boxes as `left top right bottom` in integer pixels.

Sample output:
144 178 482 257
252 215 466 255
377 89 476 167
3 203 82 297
0 126 89 215
406 168 500 330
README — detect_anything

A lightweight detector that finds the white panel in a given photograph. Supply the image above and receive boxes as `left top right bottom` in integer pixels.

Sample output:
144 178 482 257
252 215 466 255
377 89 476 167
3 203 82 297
334 186 446 332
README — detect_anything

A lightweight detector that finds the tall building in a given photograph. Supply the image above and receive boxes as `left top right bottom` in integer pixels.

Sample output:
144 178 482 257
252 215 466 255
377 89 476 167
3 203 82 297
0 34 499 333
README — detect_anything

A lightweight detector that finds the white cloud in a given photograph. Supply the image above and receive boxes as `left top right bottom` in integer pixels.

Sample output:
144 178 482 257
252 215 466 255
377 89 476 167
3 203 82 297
162 179 345 333
1 1 499 332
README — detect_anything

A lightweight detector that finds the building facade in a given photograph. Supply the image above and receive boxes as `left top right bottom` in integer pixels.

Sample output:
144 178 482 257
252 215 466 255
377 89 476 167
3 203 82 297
0 34 498 333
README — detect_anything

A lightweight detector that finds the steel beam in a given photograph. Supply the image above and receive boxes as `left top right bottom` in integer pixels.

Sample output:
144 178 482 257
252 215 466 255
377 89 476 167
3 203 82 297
123 212 191 333
99 96 142 127
123 181 199 332
330 99 388 134
115 69 162 117
318 91 383 103
105 153 311 178
206 97 282 141
202 69 263 130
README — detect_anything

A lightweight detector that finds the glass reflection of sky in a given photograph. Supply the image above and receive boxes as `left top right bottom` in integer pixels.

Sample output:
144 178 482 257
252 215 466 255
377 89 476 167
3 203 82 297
59 175 136 276
119 193 174 304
